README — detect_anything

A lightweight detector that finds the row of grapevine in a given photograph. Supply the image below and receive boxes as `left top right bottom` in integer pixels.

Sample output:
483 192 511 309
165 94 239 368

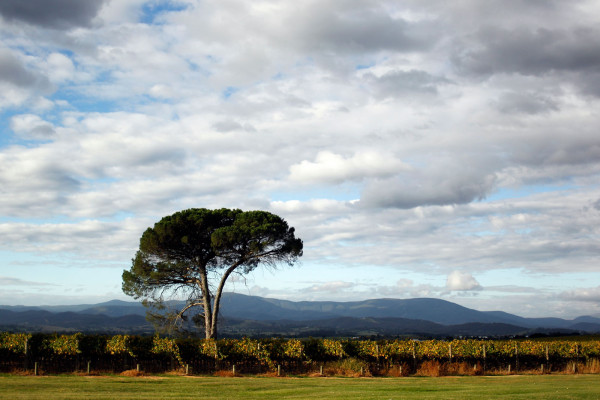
1 333 599 374
3 333 600 359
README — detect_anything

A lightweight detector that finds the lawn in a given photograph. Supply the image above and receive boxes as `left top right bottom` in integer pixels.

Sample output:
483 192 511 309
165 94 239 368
0 374 598 400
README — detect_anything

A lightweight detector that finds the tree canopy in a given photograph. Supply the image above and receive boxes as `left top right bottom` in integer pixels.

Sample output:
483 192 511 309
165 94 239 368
122 208 303 338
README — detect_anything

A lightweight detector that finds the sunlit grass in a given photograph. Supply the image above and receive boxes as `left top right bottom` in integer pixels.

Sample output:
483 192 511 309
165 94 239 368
0 374 598 400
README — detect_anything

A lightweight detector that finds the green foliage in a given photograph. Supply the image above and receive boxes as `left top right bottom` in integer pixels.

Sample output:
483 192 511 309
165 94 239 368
3 332 600 367
282 338 304 359
45 333 81 356
198 338 220 359
122 208 303 299
0 332 31 354
151 335 184 366
122 208 237 299
229 337 274 369
352 340 381 360
106 335 134 357
121 208 303 339
309 339 347 359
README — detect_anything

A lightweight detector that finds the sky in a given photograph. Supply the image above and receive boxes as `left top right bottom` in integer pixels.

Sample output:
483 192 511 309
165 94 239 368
0 0 599 318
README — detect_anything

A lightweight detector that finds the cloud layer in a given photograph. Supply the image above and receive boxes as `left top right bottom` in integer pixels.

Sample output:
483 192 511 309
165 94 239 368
0 0 599 316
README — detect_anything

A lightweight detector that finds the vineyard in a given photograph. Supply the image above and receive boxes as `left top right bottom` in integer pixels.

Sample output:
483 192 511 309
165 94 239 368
1 332 600 376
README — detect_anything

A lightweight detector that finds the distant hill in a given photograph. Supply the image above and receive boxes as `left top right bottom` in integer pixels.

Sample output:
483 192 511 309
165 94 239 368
0 309 152 334
220 317 531 338
1 293 599 337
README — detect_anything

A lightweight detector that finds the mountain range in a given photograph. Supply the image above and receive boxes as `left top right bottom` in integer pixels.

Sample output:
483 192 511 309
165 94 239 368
1 293 599 337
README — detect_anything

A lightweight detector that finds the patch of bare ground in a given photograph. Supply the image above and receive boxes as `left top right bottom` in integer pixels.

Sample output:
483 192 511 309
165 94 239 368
212 369 241 377
120 369 149 377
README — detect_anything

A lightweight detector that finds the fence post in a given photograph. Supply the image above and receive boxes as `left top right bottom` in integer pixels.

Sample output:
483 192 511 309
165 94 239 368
277 365 281 376
87 361 91 375
483 344 486 373
449 343 452 361
320 365 323 376
34 361 38 376
515 343 519 372
24 339 29 371
412 342 417 371
214 342 219 372
232 364 236 375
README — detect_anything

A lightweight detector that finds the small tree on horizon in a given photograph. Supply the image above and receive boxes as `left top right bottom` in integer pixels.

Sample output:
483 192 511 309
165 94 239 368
122 208 303 339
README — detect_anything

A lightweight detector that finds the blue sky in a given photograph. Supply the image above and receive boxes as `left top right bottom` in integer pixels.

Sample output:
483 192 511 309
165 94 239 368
1 0 600 318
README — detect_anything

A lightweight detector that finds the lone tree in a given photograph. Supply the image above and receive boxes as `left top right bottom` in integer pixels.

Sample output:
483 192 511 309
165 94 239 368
122 208 303 339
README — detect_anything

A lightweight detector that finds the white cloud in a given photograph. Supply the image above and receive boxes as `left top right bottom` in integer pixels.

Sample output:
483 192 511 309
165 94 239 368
289 151 409 184
270 199 353 215
376 279 439 298
45 52 75 83
0 48 50 89
360 171 497 209
446 271 482 291
0 276 57 287
149 84 175 99
560 286 600 303
0 219 142 260
10 114 55 139
0 48 53 109
305 281 355 294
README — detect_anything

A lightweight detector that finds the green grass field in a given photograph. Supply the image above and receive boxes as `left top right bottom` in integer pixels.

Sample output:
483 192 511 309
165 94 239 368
1 374 599 400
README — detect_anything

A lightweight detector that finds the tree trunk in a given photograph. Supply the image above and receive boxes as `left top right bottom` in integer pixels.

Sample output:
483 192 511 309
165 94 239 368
204 308 215 339
210 262 242 339
199 268 216 339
